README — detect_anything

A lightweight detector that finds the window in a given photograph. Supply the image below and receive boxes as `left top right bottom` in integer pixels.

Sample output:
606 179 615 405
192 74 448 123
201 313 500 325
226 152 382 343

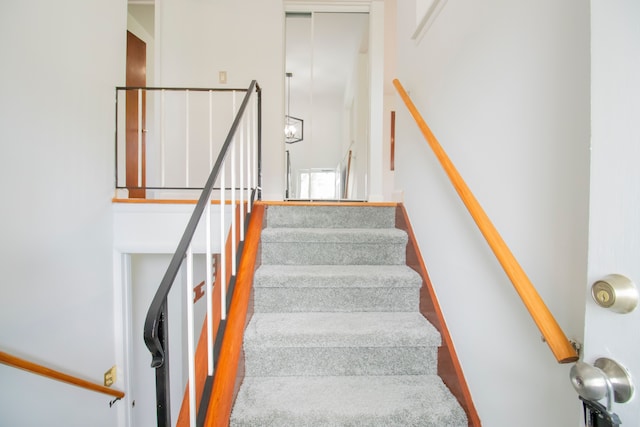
299 168 340 199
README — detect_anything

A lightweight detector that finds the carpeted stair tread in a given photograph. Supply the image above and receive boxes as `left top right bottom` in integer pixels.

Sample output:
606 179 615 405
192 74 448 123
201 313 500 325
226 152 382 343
261 227 408 243
243 312 440 349
261 228 408 265
230 375 468 426
230 205 468 426
253 264 423 288
266 205 396 229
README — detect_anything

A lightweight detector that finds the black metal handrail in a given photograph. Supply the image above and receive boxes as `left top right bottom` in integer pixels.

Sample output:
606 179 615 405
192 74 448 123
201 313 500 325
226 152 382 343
143 80 261 426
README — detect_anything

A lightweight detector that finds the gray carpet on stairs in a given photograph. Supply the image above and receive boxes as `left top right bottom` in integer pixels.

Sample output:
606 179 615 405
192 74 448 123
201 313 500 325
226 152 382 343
230 205 467 426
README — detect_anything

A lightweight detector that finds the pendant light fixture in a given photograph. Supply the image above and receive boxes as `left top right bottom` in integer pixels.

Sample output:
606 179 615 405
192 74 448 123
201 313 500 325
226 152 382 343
284 72 303 144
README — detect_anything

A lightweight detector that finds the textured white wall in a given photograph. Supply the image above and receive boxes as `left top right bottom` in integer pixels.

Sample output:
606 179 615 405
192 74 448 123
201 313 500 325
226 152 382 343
0 1 125 426
585 0 640 424
394 1 590 425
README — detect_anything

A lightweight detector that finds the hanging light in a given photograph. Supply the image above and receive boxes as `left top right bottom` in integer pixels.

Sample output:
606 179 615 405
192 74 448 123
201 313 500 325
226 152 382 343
285 72 303 144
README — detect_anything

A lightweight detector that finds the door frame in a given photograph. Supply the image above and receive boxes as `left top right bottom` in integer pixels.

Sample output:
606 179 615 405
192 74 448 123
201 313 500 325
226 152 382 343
283 0 385 201
126 30 147 199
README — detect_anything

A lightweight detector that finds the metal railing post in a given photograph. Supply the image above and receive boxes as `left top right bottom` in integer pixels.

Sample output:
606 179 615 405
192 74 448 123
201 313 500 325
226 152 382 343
154 302 171 427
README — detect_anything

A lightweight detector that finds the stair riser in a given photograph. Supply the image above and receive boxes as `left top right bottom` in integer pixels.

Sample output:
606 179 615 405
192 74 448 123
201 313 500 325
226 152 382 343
253 288 419 312
262 242 406 265
244 346 438 377
253 265 424 288
266 206 396 229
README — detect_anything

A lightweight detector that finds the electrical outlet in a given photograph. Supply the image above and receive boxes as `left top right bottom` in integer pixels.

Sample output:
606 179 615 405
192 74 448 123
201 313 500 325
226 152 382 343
104 366 117 387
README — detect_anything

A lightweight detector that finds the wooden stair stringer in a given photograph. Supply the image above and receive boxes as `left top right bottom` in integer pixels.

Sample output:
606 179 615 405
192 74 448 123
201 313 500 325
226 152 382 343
396 204 482 427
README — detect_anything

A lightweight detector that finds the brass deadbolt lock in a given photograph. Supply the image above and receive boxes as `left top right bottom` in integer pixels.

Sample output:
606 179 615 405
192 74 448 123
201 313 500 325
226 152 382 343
591 274 638 314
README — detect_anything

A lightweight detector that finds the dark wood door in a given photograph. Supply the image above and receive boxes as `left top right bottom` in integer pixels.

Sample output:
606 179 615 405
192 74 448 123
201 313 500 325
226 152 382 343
126 31 146 198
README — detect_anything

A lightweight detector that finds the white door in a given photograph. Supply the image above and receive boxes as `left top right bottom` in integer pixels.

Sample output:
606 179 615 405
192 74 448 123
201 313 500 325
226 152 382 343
583 0 640 424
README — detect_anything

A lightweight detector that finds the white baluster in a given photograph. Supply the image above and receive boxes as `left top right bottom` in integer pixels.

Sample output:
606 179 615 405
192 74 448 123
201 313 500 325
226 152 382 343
253 95 258 199
161 89 166 187
220 163 226 321
239 109 245 242
247 96 253 212
209 90 213 172
186 245 196 427
231 91 237 277
185 90 190 187
137 89 143 188
205 201 213 376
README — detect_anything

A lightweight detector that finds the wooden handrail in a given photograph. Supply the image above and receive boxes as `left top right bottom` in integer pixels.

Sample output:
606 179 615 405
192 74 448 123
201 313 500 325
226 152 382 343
0 351 125 398
393 79 578 364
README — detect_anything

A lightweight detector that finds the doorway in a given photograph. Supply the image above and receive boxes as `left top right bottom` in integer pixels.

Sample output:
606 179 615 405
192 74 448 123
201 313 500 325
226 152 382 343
126 31 146 199
126 2 155 199
284 11 370 201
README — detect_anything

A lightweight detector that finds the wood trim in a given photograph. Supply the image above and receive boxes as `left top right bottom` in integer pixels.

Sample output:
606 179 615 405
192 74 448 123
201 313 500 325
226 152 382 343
112 198 235 205
204 202 265 427
390 110 395 171
393 79 578 364
193 280 207 303
262 201 399 207
112 200 400 207
0 351 124 399
396 206 481 427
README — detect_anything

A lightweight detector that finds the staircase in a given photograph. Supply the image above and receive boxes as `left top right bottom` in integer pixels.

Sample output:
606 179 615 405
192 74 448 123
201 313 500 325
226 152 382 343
230 204 468 426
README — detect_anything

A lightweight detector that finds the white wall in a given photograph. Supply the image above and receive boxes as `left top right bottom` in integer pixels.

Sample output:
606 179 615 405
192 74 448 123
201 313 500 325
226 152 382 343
288 89 344 184
112 201 233 422
584 0 640 423
128 253 208 427
394 1 590 425
0 0 125 426
382 0 397 201
158 0 284 200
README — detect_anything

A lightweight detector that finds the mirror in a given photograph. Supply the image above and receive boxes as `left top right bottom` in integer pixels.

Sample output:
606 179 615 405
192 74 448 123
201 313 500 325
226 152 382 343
285 12 369 200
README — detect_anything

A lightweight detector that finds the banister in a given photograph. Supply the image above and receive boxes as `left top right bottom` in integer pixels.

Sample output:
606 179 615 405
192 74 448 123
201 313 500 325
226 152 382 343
142 80 261 426
393 78 578 364
175 207 241 427
144 80 258 370
0 351 125 399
